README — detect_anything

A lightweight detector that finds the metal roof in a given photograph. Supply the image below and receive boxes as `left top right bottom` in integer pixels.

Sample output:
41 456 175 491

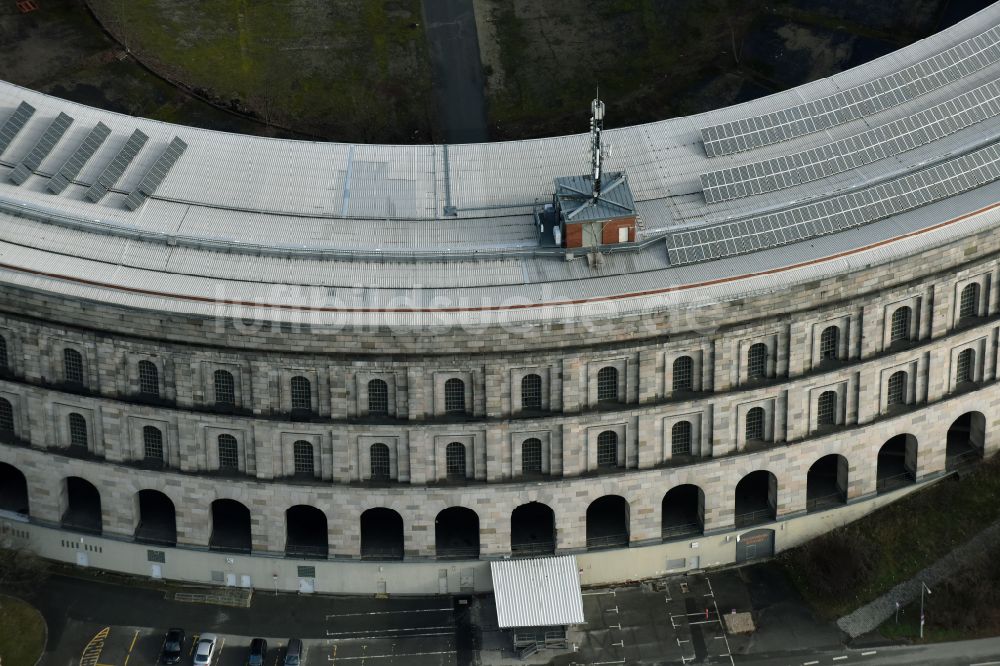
0 4 997 325
555 172 637 223
490 556 584 629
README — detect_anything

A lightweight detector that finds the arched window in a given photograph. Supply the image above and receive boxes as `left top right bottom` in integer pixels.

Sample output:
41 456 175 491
214 370 235 405
817 391 837 426
597 430 618 467
290 376 311 411
138 360 159 396
68 412 87 448
522 438 543 474
0 335 8 370
521 374 542 410
64 348 83 385
960 283 980 319
293 440 314 475
0 397 12 434
746 407 765 442
218 434 239 470
820 326 839 361
370 443 390 480
597 366 618 402
671 421 692 456
445 442 466 479
957 348 975 384
890 306 912 344
367 379 388 415
747 343 768 380
672 356 693 392
887 371 907 406
444 378 465 414
143 425 163 461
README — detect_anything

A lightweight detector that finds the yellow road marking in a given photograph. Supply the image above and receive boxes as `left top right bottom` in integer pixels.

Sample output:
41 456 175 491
128 630 139 652
80 627 110 666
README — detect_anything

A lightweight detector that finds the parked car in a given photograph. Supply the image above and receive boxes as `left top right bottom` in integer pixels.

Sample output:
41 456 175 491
160 628 185 664
283 638 303 666
193 634 219 665
247 638 267 666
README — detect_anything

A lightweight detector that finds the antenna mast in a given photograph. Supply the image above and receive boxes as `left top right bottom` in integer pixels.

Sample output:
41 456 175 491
590 91 605 201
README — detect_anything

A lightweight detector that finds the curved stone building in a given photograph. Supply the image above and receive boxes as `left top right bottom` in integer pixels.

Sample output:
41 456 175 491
0 7 999 594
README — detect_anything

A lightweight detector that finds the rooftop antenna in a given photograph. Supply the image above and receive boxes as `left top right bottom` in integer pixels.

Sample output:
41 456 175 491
590 88 605 201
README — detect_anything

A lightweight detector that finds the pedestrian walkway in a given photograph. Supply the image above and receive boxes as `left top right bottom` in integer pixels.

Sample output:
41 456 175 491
837 517 1000 637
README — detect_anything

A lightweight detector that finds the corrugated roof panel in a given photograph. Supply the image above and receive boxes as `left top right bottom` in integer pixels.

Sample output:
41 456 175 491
490 556 584 629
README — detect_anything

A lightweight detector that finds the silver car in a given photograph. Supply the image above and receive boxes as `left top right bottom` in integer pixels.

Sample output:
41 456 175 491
193 634 218 665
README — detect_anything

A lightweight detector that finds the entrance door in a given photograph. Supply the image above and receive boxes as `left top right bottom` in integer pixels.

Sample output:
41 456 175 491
298 577 315 594
736 529 775 563
225 573 237 587
460 568 474 592
240 574 252 588
438 569 448 594
150 564 163 579
76 551 89 567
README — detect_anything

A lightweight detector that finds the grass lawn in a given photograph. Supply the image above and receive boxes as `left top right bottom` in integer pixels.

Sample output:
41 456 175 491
780 456 1000 619
0 595 45 666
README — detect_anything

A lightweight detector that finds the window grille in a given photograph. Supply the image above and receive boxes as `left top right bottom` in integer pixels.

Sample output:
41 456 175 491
293 440 314 475
69 413 87 448
672 356 693 392
747 343 768 380
597 367 618 402
0 398 12 434
143 425 163 461
214 370 235 405
522 438 543 473
0 336 8 369
817 391 837 425
218 434 239 470
64 348 83 384
368 379 389 415
138 360 159 396
957 348 975 384
444 378 465 414
521 374 542 410
746 407 765 441
820 327 839 361
671 421 692 456
597 430 618 467
887 371 907 405
290 376 311 411
890 307 912 343
960 283 980 319
445 442 466 479
370 443 391 480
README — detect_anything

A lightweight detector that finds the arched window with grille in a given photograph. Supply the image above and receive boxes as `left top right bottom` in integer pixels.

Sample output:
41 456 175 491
890 307 912 344
957 348 975 385
68 412 87 448
0 335 8 370
143 425 163 461
820 326 839 362
887 371 907 406
817 391 837 426
214 370 235 405
597 366 618 402
370 443 391 480
368 379 389 415
444 378 465 414
290 376 311 411
64 348 83 385
597 430 618 467
138 360 159 397
293 440 314 475
0 397 12 436
672 356 693 392
521 374 542 410
745 407 765 442
521 438 543 474
960 283 980 320
747 343 768 380
218 434 239 470
445 442 466 479
671 421 692 456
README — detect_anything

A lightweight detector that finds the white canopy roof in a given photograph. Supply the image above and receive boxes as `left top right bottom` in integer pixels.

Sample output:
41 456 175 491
490 555 585 629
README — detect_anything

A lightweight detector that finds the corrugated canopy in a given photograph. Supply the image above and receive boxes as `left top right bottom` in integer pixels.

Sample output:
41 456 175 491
490 556 584 629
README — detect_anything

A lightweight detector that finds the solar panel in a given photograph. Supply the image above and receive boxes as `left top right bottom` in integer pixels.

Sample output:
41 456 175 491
123 136 187 210
0 101 36 158
700 24 1000 157
669 139 1000 266
47 122 111 195
84 129 148 203
8 112 74 186
700 78 1000 203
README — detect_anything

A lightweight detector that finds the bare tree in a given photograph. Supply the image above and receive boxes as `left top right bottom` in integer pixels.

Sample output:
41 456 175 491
0 546 49 599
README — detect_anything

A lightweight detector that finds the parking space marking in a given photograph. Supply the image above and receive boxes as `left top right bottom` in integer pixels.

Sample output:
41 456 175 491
79 626 110 666
329 649 454 661
861 651 877 656
324 608 451 618
582 590 616 597
122 629 139 666
833 657 847 662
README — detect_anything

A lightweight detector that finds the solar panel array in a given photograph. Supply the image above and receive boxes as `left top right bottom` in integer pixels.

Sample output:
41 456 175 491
700 24 1000 157
0 101 36 158
8 112 74 186
668 140 1000 266
47 122 111 195
84 129 148 203
123 136 188 210
700 78 1000 203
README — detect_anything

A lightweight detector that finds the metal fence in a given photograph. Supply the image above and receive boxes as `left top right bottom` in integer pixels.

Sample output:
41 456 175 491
360 546 404 561
946 449 981 471
875 470 915 493
734 508 774 528
510 540 556 558
435 545 480 560
806 491 846 512
284 544 329 560
660 522 702 540
586 533 629 550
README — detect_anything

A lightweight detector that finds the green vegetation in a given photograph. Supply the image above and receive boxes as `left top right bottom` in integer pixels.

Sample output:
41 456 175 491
87 0 434 141
0 595 45 666
780 456 1000 619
